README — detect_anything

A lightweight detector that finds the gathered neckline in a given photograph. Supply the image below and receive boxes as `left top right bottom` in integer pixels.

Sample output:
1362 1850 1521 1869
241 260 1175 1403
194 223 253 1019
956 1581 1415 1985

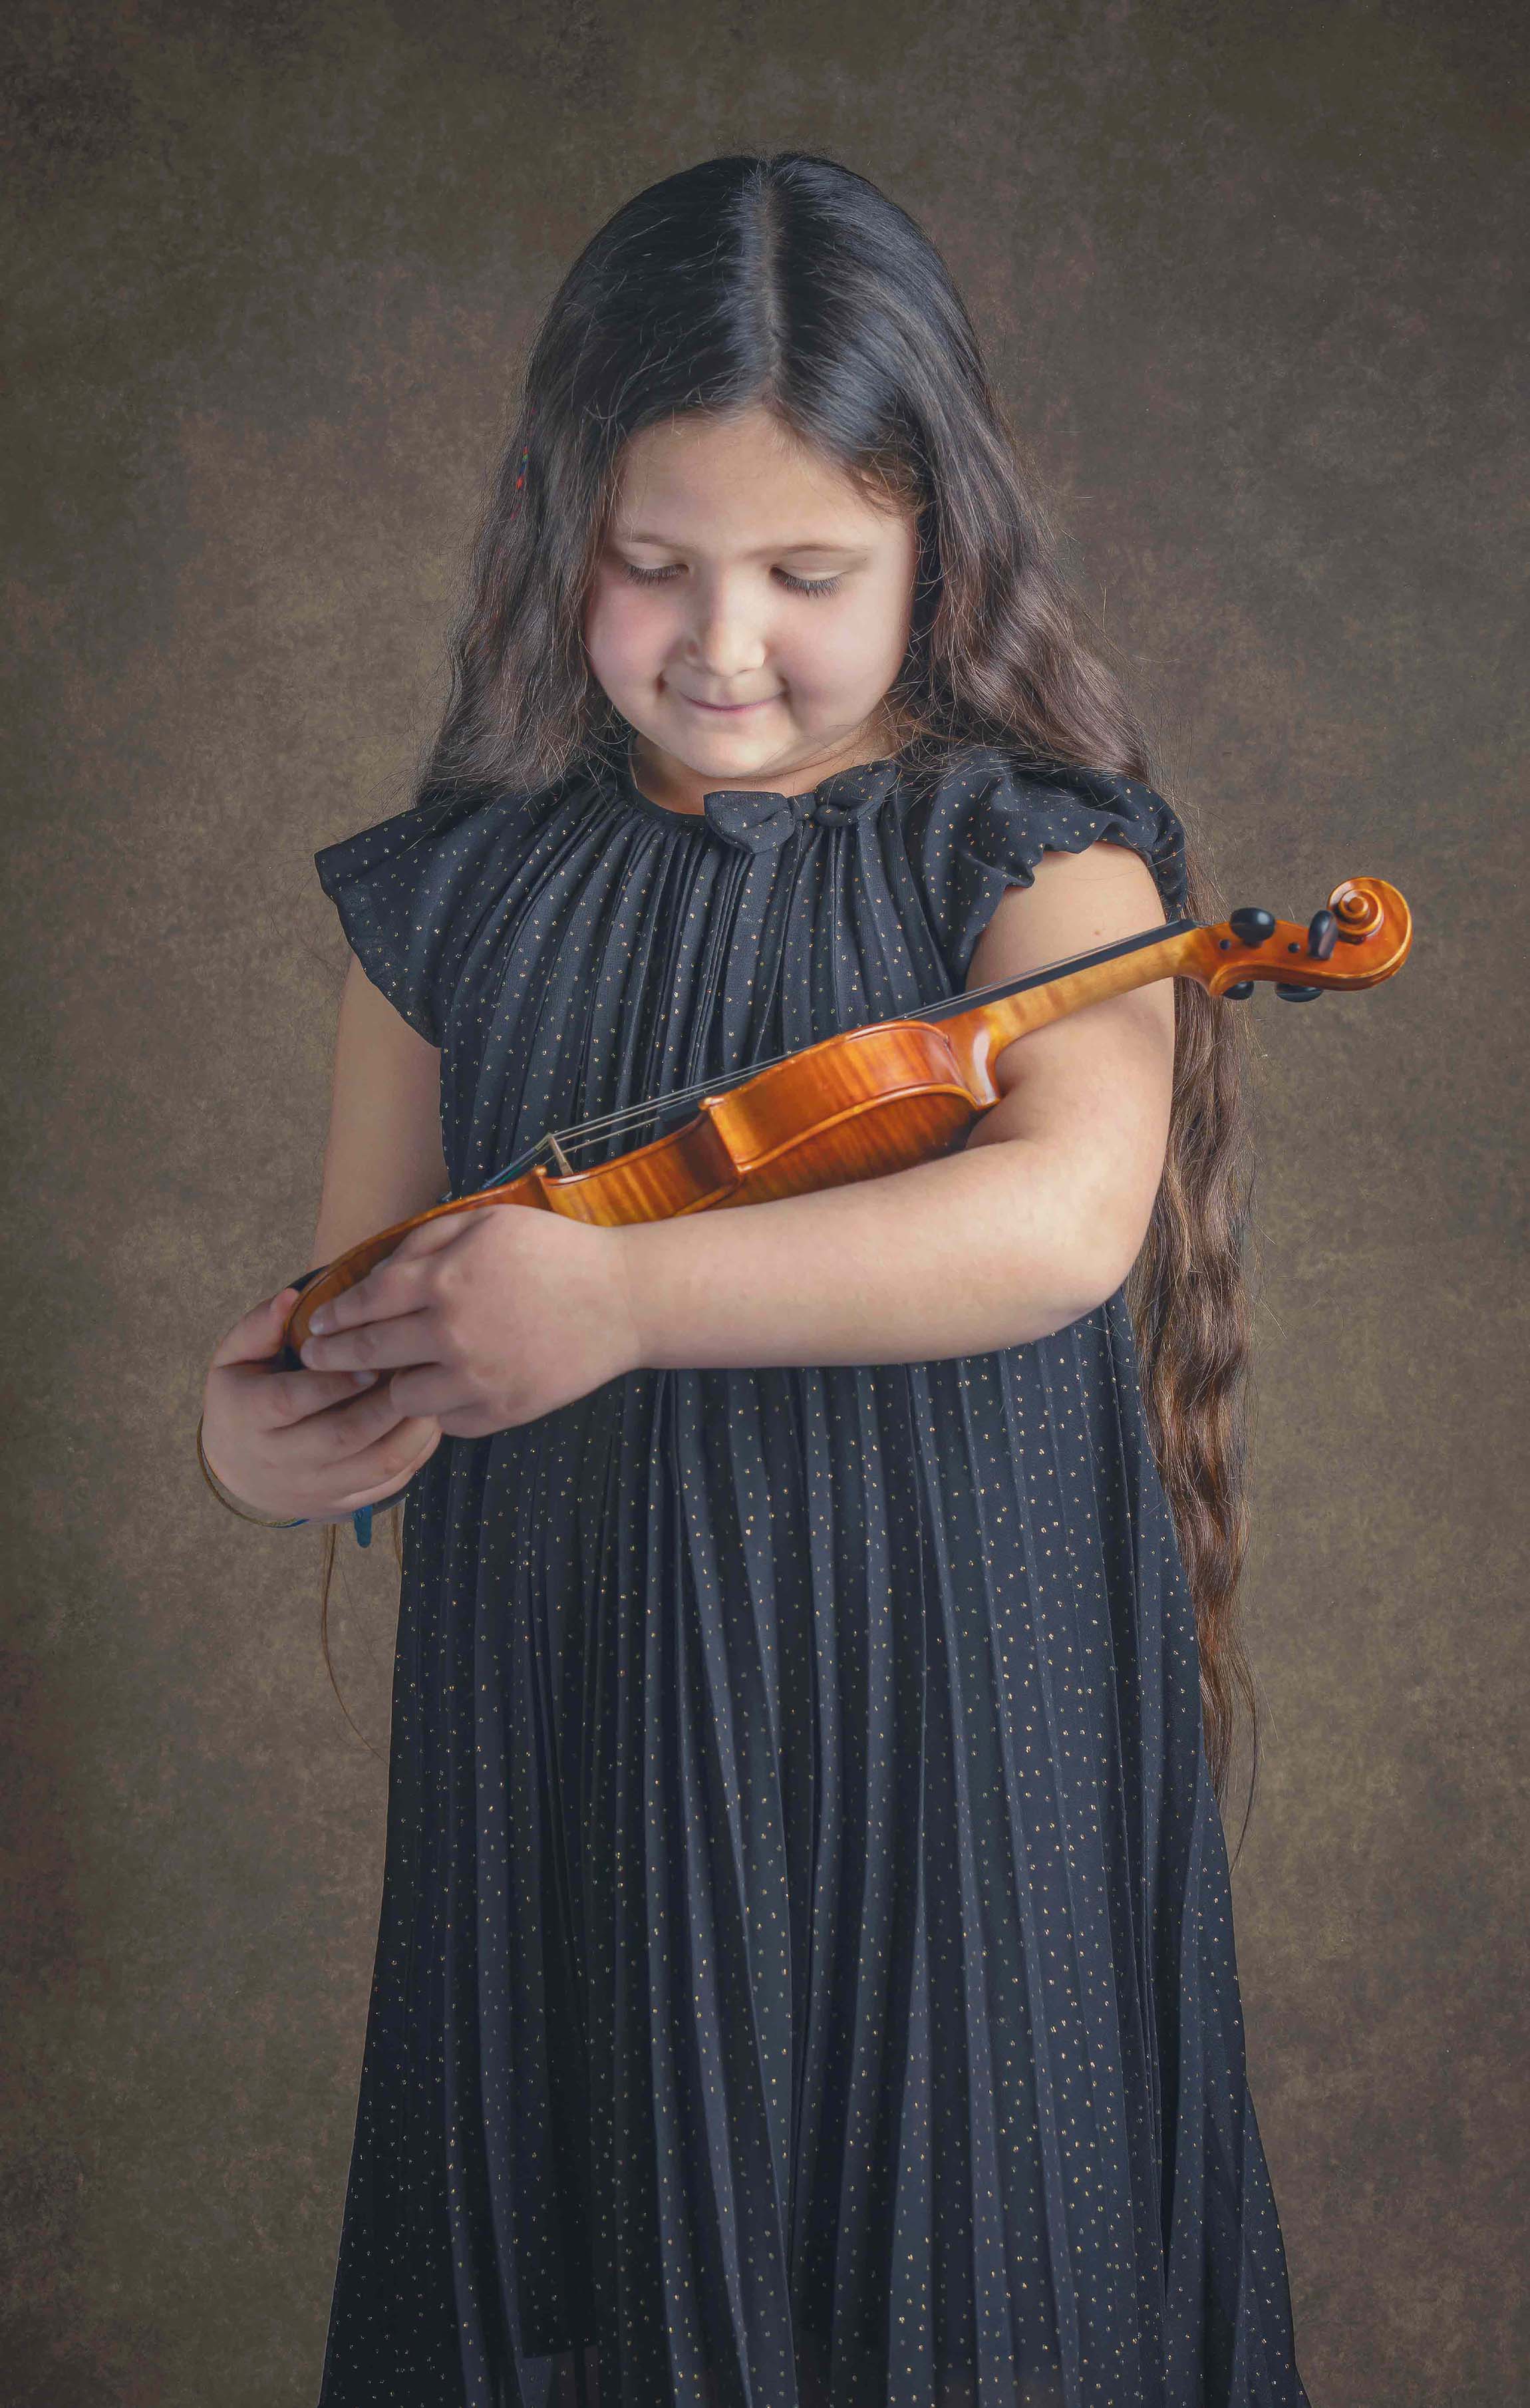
603 734 907 829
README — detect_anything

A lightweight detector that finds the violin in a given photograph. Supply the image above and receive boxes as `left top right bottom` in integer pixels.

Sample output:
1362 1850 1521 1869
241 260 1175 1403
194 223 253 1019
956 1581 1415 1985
277 874 1412 1368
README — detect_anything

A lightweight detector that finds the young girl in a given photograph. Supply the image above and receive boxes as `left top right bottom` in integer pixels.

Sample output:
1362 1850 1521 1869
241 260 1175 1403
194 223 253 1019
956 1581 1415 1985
200 153 1308 2408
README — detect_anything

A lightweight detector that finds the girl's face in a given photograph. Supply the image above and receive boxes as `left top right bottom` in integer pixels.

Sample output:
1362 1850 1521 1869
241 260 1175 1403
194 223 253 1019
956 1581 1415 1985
584 405 919 807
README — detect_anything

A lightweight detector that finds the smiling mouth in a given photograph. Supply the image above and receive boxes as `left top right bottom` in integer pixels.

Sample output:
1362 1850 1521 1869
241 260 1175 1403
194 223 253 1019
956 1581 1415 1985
677 692 781 713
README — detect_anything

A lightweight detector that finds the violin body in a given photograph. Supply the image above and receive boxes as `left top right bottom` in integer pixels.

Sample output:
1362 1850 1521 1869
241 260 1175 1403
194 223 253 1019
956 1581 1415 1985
278 874 1411 1367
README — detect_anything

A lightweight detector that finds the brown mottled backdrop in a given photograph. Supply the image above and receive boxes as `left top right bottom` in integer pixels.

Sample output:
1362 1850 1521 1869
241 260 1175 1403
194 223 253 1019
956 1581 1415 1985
3 0 1523 2400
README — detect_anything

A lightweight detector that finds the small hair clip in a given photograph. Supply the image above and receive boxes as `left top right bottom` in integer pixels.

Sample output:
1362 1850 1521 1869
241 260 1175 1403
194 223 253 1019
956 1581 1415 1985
509 400 537 516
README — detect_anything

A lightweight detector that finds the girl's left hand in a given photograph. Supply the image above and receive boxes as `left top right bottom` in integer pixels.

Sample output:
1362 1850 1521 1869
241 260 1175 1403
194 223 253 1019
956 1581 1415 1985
297 1207 645 1437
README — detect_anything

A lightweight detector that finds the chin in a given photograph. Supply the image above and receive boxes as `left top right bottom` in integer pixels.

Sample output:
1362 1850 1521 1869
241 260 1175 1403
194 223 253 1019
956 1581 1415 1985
658 718 786 765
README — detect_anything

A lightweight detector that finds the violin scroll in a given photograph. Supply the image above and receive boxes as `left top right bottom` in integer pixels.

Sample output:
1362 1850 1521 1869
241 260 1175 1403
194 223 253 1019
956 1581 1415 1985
1197 876 1411 998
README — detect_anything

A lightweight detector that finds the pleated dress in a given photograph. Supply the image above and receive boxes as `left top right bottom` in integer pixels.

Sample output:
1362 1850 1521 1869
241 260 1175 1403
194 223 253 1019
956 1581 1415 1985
310 736 1311 2408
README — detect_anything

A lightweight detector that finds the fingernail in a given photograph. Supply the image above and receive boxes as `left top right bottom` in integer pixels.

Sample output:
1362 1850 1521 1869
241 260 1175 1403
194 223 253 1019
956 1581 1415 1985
309 1306 333 1333
351 1370 378 1388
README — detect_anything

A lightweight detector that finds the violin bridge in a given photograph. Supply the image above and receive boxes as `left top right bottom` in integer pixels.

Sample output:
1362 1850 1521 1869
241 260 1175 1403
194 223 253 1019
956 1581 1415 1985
545 1131 575 1177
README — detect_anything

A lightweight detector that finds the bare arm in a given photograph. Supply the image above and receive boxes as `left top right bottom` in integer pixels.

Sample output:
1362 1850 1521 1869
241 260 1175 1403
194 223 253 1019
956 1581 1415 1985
200 958 449 1518
309 954 449 1265
617 839 1175 1366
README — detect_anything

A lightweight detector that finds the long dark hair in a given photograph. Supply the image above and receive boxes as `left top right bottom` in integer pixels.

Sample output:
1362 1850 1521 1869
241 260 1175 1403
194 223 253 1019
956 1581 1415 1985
325 152 1258 1829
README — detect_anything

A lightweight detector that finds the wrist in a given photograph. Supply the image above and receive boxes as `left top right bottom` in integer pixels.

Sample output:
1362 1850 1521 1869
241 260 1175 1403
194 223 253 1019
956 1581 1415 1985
196 1413 411 1542
199 1435 261 1513
196 1414 309 1528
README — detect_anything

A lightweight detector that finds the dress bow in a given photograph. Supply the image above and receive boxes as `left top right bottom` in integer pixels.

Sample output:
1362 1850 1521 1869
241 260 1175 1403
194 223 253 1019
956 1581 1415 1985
700 764 899 853
700 788 805 853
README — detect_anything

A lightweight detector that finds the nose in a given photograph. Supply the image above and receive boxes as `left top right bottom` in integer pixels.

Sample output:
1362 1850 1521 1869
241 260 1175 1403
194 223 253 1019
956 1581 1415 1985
683 575 770 682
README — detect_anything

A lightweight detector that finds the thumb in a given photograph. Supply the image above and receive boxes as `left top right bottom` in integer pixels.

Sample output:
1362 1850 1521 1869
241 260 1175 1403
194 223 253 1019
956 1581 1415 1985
210 1285 304 1372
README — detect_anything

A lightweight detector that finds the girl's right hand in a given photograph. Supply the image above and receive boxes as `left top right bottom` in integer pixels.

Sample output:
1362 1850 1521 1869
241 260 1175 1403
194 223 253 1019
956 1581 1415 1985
201 1286 444 1523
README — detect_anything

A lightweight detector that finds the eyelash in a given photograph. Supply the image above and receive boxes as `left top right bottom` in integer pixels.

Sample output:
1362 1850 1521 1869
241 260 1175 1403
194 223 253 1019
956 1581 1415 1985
620 562 845 599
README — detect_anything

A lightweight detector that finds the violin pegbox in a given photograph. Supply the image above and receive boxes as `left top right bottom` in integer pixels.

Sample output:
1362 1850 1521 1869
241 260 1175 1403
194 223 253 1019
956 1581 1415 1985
1197 875 1412 1000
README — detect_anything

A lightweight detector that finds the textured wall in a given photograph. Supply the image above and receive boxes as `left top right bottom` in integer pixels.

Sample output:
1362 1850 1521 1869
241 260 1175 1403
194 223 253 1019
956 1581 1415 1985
3 1 1523 2400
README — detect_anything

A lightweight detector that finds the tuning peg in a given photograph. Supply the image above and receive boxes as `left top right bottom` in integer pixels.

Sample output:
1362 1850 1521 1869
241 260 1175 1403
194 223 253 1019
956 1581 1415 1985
1275 982 1323 1001
1228 907 1277 946
1223 980 1255 1000
1306 908 1338 960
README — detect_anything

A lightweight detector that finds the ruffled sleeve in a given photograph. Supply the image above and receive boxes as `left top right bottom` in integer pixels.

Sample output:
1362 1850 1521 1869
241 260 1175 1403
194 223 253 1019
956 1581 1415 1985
313 782 552 1048
906 747 1189 986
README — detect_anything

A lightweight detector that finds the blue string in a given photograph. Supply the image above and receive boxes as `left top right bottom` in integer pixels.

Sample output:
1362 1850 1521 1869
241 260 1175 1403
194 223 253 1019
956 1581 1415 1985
278 1507 375 1541
279 1503 392 1540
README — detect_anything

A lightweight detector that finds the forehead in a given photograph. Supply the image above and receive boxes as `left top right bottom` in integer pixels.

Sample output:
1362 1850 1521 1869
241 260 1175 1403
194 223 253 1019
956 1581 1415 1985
611 408 899 540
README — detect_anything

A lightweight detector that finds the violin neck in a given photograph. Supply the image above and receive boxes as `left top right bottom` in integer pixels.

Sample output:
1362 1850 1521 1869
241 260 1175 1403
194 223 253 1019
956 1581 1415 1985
937 921 1215 1105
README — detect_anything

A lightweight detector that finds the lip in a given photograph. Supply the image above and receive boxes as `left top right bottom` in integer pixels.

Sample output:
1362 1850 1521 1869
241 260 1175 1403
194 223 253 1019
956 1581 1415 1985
676 692 781 714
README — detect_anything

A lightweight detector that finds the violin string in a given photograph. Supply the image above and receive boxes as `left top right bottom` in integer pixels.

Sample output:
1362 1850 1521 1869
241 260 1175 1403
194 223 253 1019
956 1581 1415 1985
476 917 1198 1185
473 914 1199 1191
541 917 1197 1151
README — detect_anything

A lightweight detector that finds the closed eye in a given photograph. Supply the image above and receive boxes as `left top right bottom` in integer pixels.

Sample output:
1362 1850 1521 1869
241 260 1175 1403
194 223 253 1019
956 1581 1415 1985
620 562 845 599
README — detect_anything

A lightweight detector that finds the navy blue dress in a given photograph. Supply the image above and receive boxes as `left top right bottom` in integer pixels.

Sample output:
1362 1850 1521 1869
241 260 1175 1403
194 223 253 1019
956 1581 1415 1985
310 738 1310 2408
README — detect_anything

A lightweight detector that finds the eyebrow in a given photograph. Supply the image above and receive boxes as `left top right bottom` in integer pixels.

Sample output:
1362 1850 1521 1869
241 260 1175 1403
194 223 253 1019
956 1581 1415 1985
613 531 868 557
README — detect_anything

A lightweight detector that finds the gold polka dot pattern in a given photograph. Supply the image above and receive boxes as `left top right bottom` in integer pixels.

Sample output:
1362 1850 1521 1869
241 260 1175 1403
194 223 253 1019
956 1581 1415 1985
309 738 1307 2407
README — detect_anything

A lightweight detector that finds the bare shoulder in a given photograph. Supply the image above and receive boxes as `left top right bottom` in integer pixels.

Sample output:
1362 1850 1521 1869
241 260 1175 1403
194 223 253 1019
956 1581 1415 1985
967 841 1173 1045
965 837 1175 1162
309 955 448 1266
967 838 1167 992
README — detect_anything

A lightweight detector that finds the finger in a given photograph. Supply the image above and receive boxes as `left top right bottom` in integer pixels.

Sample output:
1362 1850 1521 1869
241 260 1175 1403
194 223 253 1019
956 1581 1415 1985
210 1286 304 1372
235 1362 388 1430
388 1210 474 1260
306 1393 441 1473
326 1422 444 1509
305 1210 492 1337
299 1310 443 1376
305 1238 451 1335
386 1362 478 1421
262 1383 437 1481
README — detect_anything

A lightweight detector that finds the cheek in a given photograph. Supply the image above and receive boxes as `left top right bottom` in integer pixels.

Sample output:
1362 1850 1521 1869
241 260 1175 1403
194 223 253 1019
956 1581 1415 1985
585 575 669 688
783 597 909 701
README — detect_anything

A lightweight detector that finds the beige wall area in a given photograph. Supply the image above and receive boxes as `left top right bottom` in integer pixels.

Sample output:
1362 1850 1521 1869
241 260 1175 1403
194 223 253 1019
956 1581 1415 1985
3 2 1523 2401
